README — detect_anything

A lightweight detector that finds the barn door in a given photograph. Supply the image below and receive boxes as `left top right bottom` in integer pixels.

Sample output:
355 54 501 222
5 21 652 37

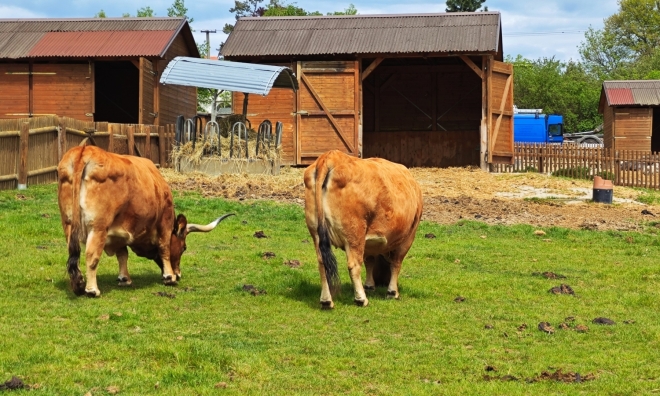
296 61 360 164
487 59 514 164
139 57 155 125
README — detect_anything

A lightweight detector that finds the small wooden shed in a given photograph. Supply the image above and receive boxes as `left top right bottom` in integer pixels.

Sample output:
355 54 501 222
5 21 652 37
0 17 199 126
221 12 513 169
599 80 660 152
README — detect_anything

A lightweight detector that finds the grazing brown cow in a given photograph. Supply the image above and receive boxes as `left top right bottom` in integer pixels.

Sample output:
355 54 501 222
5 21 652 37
57 144 233 297
304 150 423 309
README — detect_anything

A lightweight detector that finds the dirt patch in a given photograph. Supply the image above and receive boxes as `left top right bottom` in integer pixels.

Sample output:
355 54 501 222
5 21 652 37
549 284 575 295
161 166 660 230
242 284 266 296
0 376 27 390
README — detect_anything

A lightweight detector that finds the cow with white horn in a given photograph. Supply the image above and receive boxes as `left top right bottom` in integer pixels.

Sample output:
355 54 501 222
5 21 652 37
57 144 234 297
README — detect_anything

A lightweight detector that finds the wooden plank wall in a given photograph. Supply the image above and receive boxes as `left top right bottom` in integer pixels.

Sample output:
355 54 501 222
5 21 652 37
362 63 481 167
0 64 29 118
613 107 652 151
232 62 296 164
298 60 358 162
159 35 197 126
0 116 174 191
363 131 479 167
33 63 93 121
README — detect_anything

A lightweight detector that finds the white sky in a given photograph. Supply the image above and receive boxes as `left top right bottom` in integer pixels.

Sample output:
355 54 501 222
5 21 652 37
0 0 620 61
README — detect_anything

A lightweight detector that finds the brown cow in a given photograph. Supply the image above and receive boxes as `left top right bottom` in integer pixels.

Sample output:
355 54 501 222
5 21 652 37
304 150 423 308
57 144 233 297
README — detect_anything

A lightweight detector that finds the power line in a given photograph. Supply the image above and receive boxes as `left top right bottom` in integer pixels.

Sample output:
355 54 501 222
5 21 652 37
504 30 587 37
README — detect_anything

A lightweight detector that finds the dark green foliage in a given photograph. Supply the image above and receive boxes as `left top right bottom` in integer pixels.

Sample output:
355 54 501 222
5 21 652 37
508 55 603 133
445 0 487 12
551 166 591 179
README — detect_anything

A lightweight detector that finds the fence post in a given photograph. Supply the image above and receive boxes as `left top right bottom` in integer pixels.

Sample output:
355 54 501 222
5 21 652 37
127 126 135 156
58 117 67 162
145 125 152 161
18 122 29 190
108 124 115 153
158 126 166 167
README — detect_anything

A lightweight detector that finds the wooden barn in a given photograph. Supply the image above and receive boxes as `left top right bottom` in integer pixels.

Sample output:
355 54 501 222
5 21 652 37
599 80 660 152
221 12 513 168
0 17 199 126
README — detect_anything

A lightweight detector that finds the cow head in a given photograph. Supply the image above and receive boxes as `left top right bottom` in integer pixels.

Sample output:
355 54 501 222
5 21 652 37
169 213 235 280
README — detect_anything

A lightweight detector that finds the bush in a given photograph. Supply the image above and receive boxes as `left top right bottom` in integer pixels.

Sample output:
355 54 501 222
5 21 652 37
551 166 591 179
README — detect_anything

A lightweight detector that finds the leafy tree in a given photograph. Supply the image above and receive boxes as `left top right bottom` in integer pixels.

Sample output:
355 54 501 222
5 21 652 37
579 26 634 80
508 55 602 133
328 4 357 15
445 0 487 12
137 6 155 17
223 0 266 34
94 10 107 18
168 0 193 24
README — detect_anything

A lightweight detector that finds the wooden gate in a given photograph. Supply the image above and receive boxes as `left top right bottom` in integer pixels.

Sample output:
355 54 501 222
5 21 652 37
488 59 514 164
296 61 360 164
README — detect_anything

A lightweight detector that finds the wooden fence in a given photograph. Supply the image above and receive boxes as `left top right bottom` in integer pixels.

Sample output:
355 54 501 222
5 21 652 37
493 143 660 189
0 116 175 191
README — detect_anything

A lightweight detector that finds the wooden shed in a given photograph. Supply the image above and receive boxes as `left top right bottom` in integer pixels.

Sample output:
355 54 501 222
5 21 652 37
221 12 513 168
599 80 660 152
0 17 199 126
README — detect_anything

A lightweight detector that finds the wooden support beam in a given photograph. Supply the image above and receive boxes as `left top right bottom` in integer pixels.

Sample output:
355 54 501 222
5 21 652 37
145 125 152 161
127 125 135 156
460 55 483 79
18 122 29 190
158 126 166 167
361 58 384 81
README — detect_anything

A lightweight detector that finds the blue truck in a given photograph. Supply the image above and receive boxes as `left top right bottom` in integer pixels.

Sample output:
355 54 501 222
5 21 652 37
513 108 564 144
513 108 603 145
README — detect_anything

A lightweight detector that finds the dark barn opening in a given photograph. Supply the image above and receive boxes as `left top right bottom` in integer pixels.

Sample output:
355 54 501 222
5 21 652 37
653 107 660 153
362 57 482 167
94 61 139 123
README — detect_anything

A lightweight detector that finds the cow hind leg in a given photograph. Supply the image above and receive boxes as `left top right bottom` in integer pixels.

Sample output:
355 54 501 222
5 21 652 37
84 230 107 297
386 253 405 300
364 256 376 291
346 246 368 307
116 247 132 286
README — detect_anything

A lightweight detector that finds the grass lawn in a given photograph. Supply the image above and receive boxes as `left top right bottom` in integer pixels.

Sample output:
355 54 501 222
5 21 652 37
1 183 659 395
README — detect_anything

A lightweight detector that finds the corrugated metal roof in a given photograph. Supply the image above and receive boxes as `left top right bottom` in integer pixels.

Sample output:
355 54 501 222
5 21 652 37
159 57 298 96
27 31 174 57
222 12 501 57
0 17 190 59
602 80 660 106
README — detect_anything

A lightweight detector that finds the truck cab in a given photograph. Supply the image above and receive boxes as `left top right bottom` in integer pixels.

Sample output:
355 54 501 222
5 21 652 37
513 108 564 144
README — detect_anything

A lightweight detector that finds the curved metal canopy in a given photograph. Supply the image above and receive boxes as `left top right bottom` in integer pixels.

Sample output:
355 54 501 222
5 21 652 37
159 56 298 96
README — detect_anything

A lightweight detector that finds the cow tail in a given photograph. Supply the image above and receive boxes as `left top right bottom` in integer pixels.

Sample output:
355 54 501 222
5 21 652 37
315 155 340 295
67 148 87 295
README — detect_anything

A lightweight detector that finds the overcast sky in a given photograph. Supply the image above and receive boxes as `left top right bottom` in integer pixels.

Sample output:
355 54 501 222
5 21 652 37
0 0 619 62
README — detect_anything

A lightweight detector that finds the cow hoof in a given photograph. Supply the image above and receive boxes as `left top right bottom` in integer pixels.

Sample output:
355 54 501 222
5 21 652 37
387 290 399 299
320 301 334 310
163 275 178 286
354 298 369 307
175 274 181 281
85 288 101 298
364 285 375 291
117 277 132 287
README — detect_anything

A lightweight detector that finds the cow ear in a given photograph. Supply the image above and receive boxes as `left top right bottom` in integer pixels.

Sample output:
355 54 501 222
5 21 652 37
174 214 188 238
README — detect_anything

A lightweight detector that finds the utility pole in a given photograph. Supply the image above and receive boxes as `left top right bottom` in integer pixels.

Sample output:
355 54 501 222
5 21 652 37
200 29 217 59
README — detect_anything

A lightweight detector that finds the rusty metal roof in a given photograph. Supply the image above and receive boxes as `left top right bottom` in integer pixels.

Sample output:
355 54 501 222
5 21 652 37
222 12 502 57
0 17 194 59
601 80 660 106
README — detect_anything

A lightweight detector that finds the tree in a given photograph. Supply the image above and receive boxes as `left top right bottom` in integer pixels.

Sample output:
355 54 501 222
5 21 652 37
168 0 193 24
328 4 357 15
445 0 487 12
223 0 266 34
508 55 602 133
94 10 107 18
136 6 155 17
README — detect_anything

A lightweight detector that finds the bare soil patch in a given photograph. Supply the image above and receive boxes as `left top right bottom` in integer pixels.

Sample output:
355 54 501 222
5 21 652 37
161 166 660 231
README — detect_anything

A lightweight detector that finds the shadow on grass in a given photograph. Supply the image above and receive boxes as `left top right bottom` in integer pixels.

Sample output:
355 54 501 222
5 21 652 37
54 272 168 299
281 271 426 309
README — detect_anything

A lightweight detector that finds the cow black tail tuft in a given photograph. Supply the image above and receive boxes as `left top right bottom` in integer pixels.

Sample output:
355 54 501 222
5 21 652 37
318 223 340 296
67 228 85 295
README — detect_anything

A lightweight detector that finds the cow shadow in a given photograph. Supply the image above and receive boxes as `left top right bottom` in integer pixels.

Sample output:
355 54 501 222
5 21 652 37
282 271 419 309
54 272 167 299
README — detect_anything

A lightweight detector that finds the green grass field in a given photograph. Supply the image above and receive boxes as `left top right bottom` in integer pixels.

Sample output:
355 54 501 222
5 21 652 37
1 184 659 395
